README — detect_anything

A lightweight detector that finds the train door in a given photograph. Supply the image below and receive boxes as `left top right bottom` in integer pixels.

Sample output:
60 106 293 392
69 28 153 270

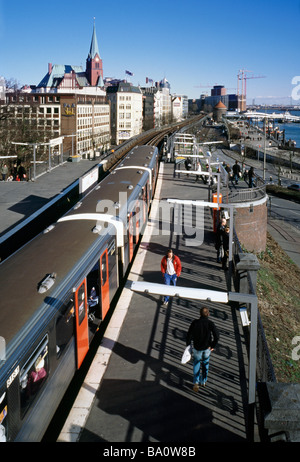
100 249 110 319
75 280 89 368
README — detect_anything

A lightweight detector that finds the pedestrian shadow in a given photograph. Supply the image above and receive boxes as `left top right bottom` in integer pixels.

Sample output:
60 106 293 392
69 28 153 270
80 338 246 442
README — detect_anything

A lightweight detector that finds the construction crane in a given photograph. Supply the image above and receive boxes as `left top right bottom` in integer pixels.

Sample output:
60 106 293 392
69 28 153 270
237 69 266 110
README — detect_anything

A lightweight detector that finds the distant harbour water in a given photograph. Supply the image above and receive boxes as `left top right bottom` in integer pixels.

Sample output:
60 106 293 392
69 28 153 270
258 109 300 147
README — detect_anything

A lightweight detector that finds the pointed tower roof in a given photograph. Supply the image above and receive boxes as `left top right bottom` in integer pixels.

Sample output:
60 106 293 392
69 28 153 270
88 19 101 60
215 100 226 109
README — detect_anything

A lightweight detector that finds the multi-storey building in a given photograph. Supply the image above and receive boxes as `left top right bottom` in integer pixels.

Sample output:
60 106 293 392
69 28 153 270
106 82 143 145
141 78 173 130
172 94 188 121
201 85 239 112
1 22 110 160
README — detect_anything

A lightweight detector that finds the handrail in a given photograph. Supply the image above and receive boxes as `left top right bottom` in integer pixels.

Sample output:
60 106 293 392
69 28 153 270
226 175 267 204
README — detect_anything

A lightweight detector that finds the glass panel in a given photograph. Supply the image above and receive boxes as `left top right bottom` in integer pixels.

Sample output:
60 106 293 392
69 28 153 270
20 337 49 418
56 300 75 358
101 253 107 286
77 283 86 325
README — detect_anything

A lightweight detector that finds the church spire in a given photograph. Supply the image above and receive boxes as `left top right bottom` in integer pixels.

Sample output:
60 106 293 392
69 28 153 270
86 19 103 86
88 18 101 60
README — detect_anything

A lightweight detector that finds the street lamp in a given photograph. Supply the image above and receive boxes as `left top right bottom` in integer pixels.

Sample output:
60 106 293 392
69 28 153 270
263 116 267 181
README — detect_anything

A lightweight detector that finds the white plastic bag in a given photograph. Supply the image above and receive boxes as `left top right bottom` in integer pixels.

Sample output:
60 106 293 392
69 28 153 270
181 345 192 364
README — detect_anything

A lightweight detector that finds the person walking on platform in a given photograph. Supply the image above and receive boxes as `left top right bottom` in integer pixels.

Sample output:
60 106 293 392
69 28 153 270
215 217 226 263
186 307 219 391
232 160 241 185
221 226 230 270
160 249 182 305
248 166 254 188
184 157 192 177
194 161 202 183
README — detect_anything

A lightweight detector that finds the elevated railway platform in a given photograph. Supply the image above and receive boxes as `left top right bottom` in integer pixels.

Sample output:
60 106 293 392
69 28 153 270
58 161 257 443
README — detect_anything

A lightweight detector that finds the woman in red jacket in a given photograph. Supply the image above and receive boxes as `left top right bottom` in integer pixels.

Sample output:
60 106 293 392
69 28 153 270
160 249 182 305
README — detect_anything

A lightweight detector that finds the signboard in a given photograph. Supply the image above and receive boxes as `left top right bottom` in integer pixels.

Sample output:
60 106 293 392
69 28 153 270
49 136 64 147
79 166 98 194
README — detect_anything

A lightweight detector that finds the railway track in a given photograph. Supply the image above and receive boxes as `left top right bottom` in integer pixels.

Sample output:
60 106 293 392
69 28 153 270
103 114 206 172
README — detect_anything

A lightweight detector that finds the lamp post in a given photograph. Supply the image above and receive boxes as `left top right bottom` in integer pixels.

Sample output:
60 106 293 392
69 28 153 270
263 117 267 181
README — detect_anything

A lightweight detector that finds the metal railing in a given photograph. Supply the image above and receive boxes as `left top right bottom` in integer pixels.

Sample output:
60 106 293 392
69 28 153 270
225 174 267 204
232 231 276 383
27 150 70 180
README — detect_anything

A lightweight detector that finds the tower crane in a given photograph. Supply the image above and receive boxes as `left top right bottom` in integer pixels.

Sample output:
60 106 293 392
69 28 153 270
237 69 266 110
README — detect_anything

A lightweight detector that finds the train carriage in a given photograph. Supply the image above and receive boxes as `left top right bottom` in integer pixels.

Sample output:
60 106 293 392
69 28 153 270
0 145 159 442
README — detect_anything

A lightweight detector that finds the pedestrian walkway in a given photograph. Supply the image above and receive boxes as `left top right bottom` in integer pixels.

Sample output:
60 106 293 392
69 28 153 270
58 162 254 443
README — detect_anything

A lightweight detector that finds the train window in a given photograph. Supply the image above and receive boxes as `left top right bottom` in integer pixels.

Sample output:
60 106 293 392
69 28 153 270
101 252 107 286
77 283 86 326
107 239 116 268
0 392 7 442
56 300 75 359
19 336 49 419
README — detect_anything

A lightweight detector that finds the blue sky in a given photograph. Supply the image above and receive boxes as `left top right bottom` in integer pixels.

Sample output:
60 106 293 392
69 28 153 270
1 0 300 104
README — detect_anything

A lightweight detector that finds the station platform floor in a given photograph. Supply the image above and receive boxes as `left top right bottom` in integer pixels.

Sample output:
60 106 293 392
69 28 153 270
58 162 255 443
0 158 100 237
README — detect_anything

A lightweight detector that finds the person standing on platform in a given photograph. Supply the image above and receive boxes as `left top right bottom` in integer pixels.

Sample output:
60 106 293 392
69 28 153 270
186 307 219 391
18 163 27 181
160 249 182 305
215 217 226 263
1 164 8 181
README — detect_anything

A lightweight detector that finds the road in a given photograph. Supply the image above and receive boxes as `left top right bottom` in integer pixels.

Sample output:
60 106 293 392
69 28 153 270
213 147 300 268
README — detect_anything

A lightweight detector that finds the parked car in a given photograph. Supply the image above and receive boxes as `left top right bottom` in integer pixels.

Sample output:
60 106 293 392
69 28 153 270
287 183 300 192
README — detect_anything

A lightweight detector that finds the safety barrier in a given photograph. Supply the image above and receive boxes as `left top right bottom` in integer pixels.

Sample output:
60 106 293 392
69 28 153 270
232 230 276 383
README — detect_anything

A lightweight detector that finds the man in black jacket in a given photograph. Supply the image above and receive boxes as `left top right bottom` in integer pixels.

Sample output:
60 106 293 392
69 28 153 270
186 307 219 391
232 160 241 185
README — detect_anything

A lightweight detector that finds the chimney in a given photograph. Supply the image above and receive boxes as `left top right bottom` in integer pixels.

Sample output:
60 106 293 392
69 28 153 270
48 63 52 74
